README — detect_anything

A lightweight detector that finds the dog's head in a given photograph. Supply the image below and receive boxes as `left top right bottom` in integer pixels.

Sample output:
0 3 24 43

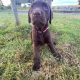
29 7 47 27
28 1 53 27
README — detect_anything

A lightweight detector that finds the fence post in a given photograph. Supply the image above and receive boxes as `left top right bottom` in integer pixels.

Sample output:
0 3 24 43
11 0 19 25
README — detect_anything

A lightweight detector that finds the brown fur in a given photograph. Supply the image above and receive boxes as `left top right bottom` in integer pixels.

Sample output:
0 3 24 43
28 1 62 71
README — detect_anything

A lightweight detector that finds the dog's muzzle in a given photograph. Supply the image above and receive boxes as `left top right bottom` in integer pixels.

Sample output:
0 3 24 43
31 8 47 26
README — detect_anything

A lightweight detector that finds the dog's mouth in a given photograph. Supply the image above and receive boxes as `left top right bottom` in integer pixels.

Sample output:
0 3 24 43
32 16 46 25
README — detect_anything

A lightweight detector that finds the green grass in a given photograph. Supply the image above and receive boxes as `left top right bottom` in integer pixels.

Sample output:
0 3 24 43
0 12 80 80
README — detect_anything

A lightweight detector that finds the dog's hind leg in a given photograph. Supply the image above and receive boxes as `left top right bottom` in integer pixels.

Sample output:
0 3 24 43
45 30 62 61
47 41 62 61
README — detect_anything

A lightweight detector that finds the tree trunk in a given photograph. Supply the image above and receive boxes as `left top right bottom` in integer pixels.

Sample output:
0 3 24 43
0 0 3 5
79 0 80 5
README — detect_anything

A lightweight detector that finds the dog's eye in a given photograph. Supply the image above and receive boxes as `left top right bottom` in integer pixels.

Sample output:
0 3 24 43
43 7 48 11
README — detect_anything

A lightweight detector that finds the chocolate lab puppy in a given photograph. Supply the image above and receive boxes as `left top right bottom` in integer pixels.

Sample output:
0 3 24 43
28 1 62 71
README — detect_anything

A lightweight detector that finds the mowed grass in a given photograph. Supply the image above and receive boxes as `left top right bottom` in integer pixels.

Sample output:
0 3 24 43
0 11 80 80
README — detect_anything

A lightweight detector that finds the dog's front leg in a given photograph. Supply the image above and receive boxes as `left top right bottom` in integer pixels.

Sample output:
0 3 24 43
32 44 41 71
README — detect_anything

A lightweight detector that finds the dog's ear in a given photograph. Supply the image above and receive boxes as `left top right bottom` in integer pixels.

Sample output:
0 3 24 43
49 8 53 24
28 10 31 23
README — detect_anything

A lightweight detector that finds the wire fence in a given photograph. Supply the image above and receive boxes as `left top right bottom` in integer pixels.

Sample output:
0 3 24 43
52 5 80 13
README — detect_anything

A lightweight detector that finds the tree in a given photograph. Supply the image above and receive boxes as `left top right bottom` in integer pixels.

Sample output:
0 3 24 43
0 0 3 5
78 0 80 5
0 0 4 10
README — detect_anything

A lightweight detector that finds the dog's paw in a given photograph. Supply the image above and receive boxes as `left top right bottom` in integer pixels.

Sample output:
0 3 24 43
53 42 56 45
32 63 40 71
32 58 40 71
54 53 63 62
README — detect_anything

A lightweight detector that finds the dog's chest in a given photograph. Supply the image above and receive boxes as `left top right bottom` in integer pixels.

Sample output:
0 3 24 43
36 31 44 45
32 25 48 45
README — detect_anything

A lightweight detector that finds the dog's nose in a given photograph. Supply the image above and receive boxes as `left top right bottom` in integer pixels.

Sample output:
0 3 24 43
33 11 41 16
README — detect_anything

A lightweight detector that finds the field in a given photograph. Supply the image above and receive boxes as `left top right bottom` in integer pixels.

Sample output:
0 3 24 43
0 11 80 80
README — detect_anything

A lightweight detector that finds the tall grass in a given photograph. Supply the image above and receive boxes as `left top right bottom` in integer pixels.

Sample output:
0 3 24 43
0 12 80 80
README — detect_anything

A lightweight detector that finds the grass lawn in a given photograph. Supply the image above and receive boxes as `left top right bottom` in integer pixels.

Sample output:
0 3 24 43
0 11 80 80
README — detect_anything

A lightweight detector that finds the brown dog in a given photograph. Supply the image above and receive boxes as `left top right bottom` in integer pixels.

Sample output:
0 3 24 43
28 1 62 71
